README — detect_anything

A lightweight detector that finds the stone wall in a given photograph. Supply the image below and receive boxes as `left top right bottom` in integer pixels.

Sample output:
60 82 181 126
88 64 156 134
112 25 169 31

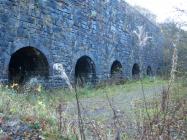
0 0 164 87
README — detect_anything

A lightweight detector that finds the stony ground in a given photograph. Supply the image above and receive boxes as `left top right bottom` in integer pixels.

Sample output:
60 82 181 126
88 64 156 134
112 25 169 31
0 118 42 140
66 84 164 120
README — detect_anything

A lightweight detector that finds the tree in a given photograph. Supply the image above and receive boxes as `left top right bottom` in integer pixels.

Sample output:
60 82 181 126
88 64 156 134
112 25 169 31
160 22 187 78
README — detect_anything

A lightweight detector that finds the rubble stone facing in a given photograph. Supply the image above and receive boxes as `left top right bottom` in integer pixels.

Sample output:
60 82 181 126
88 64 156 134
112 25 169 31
0 0 164 86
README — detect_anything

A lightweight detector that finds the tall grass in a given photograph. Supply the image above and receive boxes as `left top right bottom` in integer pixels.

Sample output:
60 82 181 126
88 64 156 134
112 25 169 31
0 50 185 139
0 78 167 139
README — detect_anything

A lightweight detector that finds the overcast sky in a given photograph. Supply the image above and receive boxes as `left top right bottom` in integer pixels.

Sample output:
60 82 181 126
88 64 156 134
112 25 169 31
125 0 187 24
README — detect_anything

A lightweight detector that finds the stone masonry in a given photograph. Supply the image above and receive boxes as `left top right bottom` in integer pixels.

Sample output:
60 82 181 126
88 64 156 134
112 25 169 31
0 0 164 87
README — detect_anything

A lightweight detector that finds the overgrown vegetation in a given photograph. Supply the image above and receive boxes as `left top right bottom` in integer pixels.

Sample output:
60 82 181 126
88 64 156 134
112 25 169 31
160 22 187 78
1 3 187 140
0 77 186 139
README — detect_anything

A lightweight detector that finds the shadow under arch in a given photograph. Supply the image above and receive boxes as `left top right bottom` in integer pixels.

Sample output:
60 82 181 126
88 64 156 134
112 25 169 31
111 60 123 77
132 63 140 79
146 66 153 76
8 46 49 84
110 60 123 84
75 55 96 87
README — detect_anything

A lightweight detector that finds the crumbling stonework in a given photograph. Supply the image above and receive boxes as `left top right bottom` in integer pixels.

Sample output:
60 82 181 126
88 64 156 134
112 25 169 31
0 0 164 87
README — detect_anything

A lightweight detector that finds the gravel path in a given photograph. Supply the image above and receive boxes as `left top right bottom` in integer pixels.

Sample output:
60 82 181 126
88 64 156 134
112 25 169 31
65 84 165 122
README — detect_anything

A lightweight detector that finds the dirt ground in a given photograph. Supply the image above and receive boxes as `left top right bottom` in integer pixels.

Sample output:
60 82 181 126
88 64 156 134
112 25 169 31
65 83 165 123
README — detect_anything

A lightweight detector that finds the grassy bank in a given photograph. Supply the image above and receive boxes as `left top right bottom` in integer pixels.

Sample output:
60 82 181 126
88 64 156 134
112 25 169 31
0 78 186 139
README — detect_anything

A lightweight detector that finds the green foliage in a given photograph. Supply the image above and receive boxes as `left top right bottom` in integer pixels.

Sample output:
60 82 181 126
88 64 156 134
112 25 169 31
160 22 187 78
0 78 166 139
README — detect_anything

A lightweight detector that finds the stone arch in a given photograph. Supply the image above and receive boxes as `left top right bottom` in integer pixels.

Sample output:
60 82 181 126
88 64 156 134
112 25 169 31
132 63 140 79
4 39 52 79
75 55 96 86
156 67 162 76
111 60 123 78
110 60 124 84
8 46 49 84
146 66 153 76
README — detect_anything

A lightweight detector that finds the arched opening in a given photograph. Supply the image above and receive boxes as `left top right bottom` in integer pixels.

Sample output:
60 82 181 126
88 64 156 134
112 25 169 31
8 47 49 84
75 56 96 86
111 60 123 78
156 67 161 76
132 63 140 79
146 66 152 76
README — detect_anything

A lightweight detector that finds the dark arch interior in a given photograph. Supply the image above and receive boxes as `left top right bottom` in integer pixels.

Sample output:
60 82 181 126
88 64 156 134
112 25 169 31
9 47 49 84
146 66 152 76
156 67 161 76
75 56 96 86
132 63 140 79
111 60 123 77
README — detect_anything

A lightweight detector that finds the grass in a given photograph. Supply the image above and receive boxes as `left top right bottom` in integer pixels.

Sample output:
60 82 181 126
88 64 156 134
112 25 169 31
131 81 187 139
72 77 165 99
0 77 177 139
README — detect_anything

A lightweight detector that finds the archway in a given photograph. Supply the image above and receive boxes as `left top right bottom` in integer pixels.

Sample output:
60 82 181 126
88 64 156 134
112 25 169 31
111 60 123 78
132 63 140 79
8 47 49 84
146 66 152 76
156 67 161 76
75 56 96 86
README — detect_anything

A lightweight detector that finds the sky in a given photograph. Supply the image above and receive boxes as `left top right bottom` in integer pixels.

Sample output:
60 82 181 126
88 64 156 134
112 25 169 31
125 0 187 24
